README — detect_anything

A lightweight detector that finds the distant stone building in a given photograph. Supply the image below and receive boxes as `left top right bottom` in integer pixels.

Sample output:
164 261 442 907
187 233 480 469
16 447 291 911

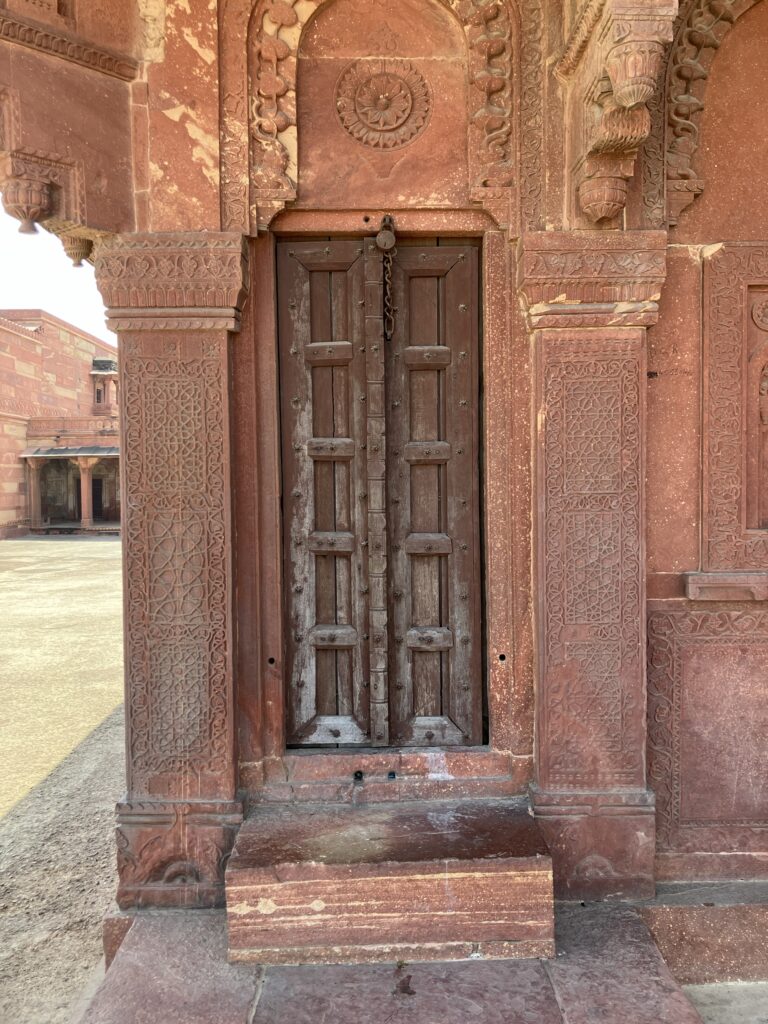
0 309 120 537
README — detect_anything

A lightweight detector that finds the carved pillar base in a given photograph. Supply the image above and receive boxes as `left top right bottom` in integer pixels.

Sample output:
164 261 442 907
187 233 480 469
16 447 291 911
116 800 243 909
532 788 655 899
96 232 248 909
519 231 666 899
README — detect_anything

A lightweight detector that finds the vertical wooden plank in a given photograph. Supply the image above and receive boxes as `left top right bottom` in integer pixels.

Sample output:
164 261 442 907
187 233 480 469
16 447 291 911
409 276 442 721
278 244 316 741
387 258 411 742
364 238 389 745
332 270 352 718
347 251 371 735
310 270 338 718
445 247 482 743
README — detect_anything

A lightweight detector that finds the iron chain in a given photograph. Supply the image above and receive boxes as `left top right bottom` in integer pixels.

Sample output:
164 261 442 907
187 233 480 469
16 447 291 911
383 245 396 343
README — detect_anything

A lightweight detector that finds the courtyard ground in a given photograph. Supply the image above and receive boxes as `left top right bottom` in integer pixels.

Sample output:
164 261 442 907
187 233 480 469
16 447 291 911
0 537 124 1024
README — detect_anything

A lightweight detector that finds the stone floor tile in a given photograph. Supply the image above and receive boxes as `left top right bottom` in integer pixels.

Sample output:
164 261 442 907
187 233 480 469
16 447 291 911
78 912 259 1024
252 960 562 1024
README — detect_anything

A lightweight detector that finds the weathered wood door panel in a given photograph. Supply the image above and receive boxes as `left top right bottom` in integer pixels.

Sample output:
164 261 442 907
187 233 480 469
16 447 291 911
278 238 481 747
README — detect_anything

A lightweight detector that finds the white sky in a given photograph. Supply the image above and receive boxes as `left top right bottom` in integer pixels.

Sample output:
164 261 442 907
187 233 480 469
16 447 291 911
0 207 116 346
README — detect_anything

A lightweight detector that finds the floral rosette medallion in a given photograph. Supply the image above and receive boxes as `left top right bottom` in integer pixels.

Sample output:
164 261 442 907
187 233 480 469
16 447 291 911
335 59 432 151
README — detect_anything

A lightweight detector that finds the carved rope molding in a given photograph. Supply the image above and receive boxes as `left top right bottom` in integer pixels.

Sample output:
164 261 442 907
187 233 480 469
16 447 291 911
663 0 763 224
218 0 544 233
0 13 139 81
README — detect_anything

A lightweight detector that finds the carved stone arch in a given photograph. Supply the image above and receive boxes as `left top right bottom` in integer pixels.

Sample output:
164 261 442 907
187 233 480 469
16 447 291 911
643 0 764 226
218 0 545 233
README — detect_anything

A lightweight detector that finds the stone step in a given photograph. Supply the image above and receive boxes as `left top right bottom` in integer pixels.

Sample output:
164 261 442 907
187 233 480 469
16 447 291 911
225 799 555 965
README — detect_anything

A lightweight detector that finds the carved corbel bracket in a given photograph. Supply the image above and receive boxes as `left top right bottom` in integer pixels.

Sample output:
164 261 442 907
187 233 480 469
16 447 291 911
0 140 102 262
557 0 677 225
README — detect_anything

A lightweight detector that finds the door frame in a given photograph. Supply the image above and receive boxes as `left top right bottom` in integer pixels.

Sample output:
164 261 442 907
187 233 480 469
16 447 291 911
232 209 534 800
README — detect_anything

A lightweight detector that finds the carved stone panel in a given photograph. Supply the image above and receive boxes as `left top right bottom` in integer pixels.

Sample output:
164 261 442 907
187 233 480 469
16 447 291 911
704 244 768 569
121 333 234 798
536 331 646 791
648 608 768 853
218 0 545 232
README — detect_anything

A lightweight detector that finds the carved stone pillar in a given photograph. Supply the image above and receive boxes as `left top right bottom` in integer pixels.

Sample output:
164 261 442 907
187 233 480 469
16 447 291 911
77 456 97 528
519 231 667 899
27 458 45 528
95 233 248 909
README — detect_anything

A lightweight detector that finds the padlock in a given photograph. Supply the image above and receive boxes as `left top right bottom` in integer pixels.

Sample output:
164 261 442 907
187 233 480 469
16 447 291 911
375 215 396 252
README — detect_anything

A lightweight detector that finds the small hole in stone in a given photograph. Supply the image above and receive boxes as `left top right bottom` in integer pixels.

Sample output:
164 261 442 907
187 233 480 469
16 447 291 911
267 657 275 666
363 215 371 223
353 770 364 783
388 771 397 780
498 653 507 662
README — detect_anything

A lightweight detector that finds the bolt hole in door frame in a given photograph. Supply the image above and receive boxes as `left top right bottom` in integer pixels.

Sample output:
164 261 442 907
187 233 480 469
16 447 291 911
232 209 534 801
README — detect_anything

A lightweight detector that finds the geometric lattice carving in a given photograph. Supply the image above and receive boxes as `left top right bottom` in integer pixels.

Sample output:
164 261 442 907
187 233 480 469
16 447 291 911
122 339 230 786
538 337 644 789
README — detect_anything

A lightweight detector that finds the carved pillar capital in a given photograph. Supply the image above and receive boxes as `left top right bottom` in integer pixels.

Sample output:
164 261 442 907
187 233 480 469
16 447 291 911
94 231 248 908
517 230 667 328
95 231 249 332
518 230 665 898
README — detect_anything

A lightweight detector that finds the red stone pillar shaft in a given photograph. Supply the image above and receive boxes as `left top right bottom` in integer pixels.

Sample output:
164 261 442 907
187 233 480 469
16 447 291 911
519 231 667 899
27 458 45 528
95 233 248 909
77 457 96 528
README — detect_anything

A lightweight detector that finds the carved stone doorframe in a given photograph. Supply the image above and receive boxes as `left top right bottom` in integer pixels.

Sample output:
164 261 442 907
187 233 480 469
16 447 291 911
95 232 248 909
519 229 667 898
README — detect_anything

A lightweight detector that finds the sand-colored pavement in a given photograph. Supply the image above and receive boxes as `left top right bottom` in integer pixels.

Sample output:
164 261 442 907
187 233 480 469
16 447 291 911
0 536 125 1024
0 537 124 818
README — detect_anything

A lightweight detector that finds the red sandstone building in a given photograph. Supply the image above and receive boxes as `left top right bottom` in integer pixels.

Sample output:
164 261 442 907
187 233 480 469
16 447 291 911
0 0 766 1019
0 309 120 537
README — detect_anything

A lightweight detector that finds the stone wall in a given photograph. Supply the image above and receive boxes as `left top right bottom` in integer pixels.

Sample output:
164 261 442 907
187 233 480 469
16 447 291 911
0 310 118 533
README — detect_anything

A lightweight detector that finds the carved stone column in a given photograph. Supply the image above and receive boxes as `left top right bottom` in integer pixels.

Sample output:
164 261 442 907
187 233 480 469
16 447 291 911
95 233 248 909
27 458 45 528
77 456 97 528
519 231 667 899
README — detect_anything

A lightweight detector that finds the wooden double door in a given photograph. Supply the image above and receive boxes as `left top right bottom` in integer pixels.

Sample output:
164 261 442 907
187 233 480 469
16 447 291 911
279 236 482 747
